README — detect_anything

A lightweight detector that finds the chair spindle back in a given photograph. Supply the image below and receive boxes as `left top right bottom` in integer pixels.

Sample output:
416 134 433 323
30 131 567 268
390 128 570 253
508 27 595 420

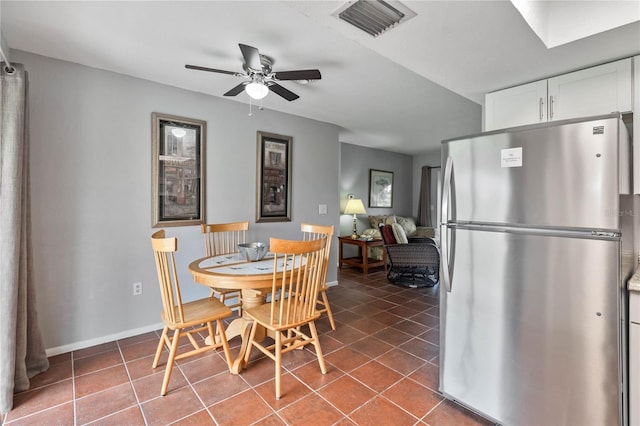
151 230 185 324
301 223 334 286
202 221 249 256
269 237 326 327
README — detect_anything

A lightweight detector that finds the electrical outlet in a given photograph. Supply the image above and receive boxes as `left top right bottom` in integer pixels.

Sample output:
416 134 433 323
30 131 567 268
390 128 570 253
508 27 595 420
133 282 143 296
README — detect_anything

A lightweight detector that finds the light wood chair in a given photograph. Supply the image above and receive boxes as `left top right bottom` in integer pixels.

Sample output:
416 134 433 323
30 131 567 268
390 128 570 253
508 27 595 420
301 223 336 330
151 230 233 396
201 221 249 315
242 237 328 399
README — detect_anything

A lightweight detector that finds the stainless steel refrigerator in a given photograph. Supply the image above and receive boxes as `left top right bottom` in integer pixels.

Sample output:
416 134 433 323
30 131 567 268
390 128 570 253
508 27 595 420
439 113 635 425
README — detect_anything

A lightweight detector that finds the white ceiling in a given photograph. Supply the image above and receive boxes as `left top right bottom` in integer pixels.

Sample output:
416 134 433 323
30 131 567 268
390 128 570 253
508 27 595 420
1 1 639 155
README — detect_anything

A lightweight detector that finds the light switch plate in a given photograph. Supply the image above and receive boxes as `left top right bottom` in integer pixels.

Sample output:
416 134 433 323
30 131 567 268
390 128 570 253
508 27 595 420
319 204 327 215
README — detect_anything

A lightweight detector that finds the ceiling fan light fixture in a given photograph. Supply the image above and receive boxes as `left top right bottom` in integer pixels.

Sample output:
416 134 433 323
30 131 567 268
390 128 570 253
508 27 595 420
245 81 269 100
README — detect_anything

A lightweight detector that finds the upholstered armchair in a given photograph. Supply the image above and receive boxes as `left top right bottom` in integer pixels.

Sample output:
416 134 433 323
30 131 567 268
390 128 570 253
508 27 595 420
361 215 437 261
379 223 439 288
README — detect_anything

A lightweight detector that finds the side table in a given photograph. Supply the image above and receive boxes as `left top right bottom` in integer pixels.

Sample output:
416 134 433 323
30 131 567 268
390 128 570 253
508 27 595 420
338 236 387 274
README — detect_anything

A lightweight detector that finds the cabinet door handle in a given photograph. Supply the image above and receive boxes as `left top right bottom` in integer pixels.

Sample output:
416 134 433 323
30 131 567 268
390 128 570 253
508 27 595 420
539 97 544 120
549 95 554 119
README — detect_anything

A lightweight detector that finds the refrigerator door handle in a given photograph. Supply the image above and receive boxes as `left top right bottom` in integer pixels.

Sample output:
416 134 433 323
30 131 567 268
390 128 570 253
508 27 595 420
441 156 453 292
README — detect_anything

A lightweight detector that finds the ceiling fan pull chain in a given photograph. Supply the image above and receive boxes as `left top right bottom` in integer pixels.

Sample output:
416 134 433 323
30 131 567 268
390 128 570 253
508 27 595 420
248 96 253 116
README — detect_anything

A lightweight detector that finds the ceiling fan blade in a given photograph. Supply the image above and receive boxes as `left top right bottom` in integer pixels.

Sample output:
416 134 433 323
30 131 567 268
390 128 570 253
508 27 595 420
267 82 299 101
239 43 262 71
223 82 248 97
185 64 241 76
273 69 322 81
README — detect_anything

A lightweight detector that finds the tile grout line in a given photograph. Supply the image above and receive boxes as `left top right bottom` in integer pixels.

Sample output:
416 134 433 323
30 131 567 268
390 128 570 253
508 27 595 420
72 353 77 426
116 337 149 426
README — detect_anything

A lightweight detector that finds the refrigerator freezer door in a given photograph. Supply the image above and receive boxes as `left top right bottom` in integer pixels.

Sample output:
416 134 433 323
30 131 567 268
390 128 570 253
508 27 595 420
440 227 622 425
441 115 629 230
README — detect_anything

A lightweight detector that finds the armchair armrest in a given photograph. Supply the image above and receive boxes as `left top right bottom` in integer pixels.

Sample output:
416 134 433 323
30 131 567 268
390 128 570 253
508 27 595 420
384 242 439 267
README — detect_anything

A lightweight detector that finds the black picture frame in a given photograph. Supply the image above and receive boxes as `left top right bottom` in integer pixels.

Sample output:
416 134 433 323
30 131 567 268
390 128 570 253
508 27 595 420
369 169 393 208
256 131 292 222
151 112 205 227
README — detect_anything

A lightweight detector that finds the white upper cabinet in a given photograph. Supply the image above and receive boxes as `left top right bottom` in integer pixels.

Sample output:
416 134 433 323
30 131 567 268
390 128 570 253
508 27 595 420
548 59 632 121
484 58 633 131
484 80 547 130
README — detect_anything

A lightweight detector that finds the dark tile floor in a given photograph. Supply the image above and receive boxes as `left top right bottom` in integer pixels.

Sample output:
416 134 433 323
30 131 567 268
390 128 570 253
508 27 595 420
1 267 492 426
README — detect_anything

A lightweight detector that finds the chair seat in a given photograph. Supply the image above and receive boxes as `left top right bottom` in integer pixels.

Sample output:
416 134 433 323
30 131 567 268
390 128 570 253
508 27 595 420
162 297 232 329
245 302 321 332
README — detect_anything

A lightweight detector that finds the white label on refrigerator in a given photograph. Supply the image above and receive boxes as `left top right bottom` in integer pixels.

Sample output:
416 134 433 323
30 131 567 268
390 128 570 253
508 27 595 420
501 147 522 168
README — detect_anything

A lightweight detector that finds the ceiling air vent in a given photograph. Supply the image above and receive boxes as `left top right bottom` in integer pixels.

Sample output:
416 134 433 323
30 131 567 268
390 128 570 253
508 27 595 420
333 0 417 37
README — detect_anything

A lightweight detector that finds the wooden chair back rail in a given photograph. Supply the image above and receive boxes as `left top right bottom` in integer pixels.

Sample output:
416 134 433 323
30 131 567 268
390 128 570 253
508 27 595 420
201 221 248 315
300 223 336 330
152 231 184 324
271 247 324 326
202 221 249 256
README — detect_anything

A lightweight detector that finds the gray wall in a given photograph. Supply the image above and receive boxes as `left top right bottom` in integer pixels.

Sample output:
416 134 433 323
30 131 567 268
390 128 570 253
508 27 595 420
14 50 340 353
339 143 413 237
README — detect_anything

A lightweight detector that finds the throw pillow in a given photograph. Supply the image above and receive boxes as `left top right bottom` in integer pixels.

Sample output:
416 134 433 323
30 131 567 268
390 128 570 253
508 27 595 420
396 216 417 236
381 224 396 244
391 223 408 244
368 215 387 229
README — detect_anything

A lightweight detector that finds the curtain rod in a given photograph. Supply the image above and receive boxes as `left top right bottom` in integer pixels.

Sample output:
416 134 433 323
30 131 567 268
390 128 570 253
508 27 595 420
0 45 15 74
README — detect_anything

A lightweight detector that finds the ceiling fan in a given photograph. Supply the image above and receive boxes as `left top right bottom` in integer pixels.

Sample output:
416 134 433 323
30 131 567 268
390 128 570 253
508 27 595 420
185 43 321 102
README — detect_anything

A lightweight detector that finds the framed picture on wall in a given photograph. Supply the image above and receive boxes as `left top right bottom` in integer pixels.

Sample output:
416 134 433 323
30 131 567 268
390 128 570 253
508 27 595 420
151 112 205 227
256 131 292 222
369 169 393 208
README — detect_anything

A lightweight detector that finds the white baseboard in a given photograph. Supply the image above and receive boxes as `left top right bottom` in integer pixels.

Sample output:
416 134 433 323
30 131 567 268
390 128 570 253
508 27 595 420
45 322 164 357
45 282 339 357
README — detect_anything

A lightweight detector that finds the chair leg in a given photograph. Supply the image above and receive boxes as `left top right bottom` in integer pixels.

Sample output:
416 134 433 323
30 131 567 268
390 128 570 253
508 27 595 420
309 321 327 374
161 328 181 396
275 330 282 400
216 319 233 371
242 319 259 368
152 326 169 368
319 289 336 331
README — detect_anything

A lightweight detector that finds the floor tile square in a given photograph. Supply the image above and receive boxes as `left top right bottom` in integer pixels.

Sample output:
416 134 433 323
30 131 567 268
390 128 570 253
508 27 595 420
140 385 205 426
278 393 344 425
318 375 376 415
74 364 129 398
382 377 443 418
349 396 418 426
209 389 273 426
5 380 73 422
75 382 137 424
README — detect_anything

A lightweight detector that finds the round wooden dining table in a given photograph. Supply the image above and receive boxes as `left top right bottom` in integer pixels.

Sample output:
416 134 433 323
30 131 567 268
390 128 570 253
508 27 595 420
188 252 289 374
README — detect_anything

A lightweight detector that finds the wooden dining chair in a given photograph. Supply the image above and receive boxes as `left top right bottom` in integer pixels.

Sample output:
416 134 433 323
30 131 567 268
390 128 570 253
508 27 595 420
301 223 336 330
201 221 249 315
242 237 328 399
151 230 233 396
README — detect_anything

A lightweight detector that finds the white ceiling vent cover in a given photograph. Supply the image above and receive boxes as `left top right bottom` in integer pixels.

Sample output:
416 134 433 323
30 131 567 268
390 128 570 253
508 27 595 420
333 0 417 37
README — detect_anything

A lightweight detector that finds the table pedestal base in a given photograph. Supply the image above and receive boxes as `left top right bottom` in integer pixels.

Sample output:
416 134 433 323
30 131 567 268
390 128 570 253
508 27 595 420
205 288 267 374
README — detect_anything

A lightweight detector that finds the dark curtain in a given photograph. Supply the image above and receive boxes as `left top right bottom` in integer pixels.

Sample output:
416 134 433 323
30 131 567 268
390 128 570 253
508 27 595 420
0 63 49 414
417 166 432 226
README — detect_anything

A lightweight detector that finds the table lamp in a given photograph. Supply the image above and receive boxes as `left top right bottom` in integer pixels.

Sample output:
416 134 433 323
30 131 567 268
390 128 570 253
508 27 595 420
344 198 367 239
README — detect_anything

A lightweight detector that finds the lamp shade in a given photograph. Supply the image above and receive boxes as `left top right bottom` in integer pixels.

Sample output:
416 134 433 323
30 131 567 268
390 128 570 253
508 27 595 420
245 82 269 100
344 198 367 215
